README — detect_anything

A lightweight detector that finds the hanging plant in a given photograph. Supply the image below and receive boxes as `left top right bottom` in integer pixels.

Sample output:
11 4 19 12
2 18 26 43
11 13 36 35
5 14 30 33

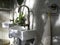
15 12 26 26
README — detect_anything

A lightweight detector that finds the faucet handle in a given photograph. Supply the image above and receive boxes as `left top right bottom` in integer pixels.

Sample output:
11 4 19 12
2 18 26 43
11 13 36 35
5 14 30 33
10 19 14 24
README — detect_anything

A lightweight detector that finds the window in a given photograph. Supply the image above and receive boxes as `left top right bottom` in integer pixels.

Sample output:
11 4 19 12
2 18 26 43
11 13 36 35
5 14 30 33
0 0 14 10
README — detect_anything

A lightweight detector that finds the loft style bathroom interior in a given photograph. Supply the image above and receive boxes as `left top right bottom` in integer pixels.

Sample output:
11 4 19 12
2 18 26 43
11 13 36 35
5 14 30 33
0 0 60 45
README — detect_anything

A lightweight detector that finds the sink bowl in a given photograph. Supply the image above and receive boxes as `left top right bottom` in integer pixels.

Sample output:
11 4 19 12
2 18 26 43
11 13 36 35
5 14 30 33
9 26 37 41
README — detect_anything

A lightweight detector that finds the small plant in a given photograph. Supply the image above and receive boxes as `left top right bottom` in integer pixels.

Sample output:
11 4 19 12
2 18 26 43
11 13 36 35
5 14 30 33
15 12 26 26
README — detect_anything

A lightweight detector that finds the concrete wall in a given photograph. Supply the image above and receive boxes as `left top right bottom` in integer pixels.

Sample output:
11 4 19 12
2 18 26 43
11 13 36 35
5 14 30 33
32 0 60 45
32 0 50 45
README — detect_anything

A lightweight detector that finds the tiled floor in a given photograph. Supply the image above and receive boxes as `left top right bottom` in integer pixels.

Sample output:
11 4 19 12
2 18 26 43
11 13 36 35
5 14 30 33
0 27 9 39
0 26 14 45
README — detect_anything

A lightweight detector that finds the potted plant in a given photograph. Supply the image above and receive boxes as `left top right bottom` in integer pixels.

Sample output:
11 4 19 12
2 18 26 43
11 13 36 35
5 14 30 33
15 12 26 26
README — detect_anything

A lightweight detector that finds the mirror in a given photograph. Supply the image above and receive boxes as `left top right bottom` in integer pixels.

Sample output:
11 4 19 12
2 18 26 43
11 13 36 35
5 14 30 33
17 0 24 5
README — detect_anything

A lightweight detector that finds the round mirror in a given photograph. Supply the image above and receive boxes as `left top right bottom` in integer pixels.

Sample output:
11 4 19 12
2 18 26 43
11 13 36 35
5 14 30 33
17 0 24 5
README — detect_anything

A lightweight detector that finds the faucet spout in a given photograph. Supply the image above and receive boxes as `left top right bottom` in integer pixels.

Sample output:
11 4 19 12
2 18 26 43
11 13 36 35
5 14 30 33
18 5 30 30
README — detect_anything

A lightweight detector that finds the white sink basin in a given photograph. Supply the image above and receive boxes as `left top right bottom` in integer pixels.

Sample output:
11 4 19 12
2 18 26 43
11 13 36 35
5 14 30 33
9 26 37 41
